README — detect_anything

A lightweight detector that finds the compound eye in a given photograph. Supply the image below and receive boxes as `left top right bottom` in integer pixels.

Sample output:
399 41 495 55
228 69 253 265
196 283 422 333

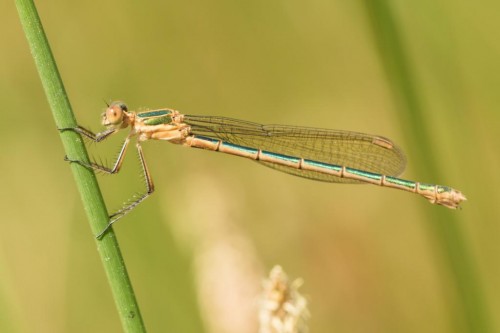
103 101 127 126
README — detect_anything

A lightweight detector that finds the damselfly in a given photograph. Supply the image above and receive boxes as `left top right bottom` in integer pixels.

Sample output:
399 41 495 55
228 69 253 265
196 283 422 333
62 102 466 238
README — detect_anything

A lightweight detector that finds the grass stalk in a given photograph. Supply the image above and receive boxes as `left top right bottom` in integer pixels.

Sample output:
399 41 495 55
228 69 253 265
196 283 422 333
15 0 147 331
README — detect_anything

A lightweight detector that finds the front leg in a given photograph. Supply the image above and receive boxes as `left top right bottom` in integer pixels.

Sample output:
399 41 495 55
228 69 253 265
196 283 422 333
59 125 117 142
64 137 132 174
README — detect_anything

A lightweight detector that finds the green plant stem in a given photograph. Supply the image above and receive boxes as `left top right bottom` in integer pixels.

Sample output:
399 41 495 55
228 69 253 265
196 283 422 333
15 1 147 332
362 1 492 332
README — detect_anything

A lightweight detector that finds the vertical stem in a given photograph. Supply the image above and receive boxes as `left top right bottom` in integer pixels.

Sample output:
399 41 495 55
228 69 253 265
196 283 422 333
15 1 147 332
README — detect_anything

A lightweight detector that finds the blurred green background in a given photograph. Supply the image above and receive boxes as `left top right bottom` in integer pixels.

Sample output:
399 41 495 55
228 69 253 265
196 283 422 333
2 1 499 332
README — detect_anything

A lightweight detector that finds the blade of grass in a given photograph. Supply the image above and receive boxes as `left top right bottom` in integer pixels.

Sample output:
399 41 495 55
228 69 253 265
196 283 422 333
362 1 492 332
15 1 147 332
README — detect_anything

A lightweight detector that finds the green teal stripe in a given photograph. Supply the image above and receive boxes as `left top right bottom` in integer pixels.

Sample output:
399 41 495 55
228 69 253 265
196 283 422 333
137 110 172 118
418 183 435 192
222 142 259 155
345 167 383 181
261 150 300 164
303 159 343 173
194 135 219 144
385 176 417 190
144 115 172 125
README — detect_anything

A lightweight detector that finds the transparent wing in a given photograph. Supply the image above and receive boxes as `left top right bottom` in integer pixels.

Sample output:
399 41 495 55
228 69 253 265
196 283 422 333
184 115 407 183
